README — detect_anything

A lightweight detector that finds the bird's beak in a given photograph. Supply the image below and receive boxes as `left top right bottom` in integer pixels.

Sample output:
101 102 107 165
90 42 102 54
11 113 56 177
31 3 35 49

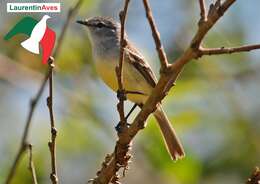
76 20 89 26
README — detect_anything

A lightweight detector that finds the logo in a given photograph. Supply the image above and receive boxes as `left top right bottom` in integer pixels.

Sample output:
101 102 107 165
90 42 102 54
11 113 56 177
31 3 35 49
4 15 56 64
7 3 61 13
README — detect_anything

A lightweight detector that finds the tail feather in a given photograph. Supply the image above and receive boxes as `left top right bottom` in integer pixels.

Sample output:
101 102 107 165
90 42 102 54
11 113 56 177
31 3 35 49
153 105 185 160
21 38 40 54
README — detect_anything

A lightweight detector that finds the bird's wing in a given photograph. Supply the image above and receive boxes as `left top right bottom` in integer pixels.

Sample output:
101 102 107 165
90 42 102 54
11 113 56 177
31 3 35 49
4 17 38 40
125 42 157 88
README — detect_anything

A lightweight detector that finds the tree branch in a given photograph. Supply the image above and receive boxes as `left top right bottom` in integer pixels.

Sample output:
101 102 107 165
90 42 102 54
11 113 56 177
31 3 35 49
47 57 58 184
199 0 207 23
4 1 83 183
92 1 132 184
4 73 49 184
28 144 38 184
142 0 169 70
198 44 260 56
116 0 130 128
190 0 236 49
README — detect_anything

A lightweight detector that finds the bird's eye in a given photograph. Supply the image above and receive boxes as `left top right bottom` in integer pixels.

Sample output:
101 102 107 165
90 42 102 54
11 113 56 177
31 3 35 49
96 22 105 28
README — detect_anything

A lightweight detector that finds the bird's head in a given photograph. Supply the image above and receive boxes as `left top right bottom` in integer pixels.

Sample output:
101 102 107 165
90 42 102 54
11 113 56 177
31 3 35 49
77 17 120 43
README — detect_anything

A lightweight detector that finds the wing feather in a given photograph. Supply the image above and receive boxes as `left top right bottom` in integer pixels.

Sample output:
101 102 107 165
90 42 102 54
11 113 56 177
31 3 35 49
125 42 157 88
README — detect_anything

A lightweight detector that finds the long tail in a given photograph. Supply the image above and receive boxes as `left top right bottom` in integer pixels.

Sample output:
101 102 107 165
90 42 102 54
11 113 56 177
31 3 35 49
153 104 185 160
21 38 40 54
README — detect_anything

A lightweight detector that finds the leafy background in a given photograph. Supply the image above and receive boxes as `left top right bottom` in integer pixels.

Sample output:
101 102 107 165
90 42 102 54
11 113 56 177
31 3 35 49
0 0 259 184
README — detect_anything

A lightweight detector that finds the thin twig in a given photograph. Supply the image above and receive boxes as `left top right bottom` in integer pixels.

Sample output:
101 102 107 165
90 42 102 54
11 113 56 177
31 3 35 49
199 0 207 23
190 0 236 50
4 1 83 183
114 5 132 182
246 167 260 184
4 72 49 184
47 57 58 184
92 1 131 184
116 0 130 129
142 0 168 70
28 144 38 184
199 44 260 56
91 0 260 183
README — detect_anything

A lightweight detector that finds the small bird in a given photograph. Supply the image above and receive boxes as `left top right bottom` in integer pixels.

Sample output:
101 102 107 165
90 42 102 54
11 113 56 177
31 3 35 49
21 15 51 54
77 17 185 160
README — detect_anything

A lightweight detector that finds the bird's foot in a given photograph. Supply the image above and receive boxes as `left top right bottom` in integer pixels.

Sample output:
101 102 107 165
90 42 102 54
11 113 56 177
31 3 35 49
115 122 130 133
117 89 127 101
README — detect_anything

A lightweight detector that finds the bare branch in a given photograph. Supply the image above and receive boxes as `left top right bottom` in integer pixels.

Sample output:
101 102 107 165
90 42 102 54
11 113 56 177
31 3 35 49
116 0 130 126
4 73 49 184
47 57 58 184
246 167 260 184
92 1 132 184
4 1 83 183
164 0 237 91
142 0 169 70
28 144 38 184
199 0 207 23
199 44 260 56
190 0 236 50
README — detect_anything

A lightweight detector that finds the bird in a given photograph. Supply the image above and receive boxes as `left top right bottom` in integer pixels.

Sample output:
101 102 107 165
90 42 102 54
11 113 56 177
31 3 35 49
77 16 185 160
21 15 51 54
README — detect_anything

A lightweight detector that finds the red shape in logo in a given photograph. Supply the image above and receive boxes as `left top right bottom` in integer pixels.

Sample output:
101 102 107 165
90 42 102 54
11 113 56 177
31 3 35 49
40 26 56 64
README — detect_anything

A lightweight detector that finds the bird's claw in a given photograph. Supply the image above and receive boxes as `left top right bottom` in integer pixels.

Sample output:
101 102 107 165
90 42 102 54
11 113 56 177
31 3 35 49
115 122 130 133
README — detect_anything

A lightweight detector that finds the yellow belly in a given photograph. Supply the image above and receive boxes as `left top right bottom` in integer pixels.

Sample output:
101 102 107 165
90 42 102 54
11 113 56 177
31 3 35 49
95 59 153 104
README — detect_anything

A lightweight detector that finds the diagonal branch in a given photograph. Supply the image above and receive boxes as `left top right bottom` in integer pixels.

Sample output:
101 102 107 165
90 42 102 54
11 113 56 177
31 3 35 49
190 0 236 50
4 1 83 184
142 0 169 70
199 44 260 56
4 72 49 184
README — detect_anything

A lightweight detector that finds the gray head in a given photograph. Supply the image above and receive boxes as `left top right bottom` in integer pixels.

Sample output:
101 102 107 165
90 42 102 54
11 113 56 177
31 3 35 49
77 17 120 44
77 17 121 57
